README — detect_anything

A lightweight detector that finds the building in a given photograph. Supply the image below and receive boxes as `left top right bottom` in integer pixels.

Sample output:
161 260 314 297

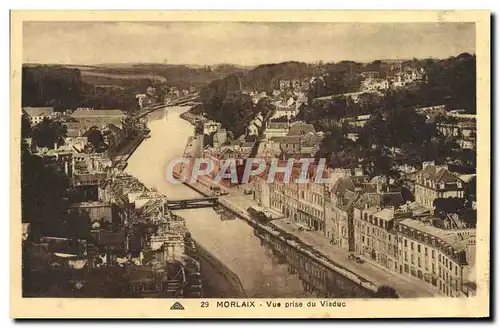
264 122 290 140
203 120 222 135
353 192 405 271
103 124 126 151
395 218 476 297
437 115 476 150
68 201 115 224
212 129 228 148
64 122 90 152
71 109 126 129
414 162 465 208
324 176 360 250
247 114 264 136
361 78 390 92
287 123 316 136
253 162 339 232
22 107 55 125
339 115 372 128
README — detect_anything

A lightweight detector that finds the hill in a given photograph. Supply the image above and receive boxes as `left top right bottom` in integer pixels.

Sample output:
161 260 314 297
66 63 249 90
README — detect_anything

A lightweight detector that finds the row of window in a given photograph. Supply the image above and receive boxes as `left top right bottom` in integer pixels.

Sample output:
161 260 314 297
402 238 461 274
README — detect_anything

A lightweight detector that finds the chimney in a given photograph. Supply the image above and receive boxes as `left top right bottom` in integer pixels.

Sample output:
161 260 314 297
54 142 58 150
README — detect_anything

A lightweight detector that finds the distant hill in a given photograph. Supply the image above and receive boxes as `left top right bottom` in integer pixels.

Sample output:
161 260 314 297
57 63 250 90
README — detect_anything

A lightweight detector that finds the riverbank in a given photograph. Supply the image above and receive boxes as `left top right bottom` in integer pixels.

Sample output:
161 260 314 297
179 178 378 293
178 114 438 298
193 239 247 298
110 131 146 163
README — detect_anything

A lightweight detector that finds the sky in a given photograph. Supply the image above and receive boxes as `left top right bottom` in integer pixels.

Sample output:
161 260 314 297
22 21 475 66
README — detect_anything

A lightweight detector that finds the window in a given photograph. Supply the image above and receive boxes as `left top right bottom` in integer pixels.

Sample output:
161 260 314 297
404 251 408 261
455 266 458 276
417 257 421 267
418 245 421 253
411 254 414 264
432 250 435 259
432 263 436 273
439 254 441 262
404 240 408 247
411 242 414 250
424 247 428 256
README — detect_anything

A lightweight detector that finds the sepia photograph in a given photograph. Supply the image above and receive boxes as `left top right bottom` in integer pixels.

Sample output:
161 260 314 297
10 10 490 318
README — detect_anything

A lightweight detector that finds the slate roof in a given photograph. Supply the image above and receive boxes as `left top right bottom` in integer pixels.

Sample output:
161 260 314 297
418 165 463 184
354 192 404 210
23 107 54 117
288 124 316 136
267 122 289 130
71 109 124 117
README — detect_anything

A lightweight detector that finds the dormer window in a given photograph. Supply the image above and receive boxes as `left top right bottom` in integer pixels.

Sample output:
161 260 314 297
439 182 445 189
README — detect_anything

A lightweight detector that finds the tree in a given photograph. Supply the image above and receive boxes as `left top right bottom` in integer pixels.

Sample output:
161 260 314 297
21 140 70 238
464 176 476 208
255 97 275 116
21 114 32 138
86 128 105 150
31 118 67 149
433 197 465 216
374 285 399 298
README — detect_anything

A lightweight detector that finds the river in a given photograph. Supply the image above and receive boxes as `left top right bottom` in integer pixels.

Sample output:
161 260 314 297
125 106 308 297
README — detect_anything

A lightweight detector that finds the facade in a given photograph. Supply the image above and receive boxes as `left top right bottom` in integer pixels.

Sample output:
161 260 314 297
71 109 126 129
437 118 476 150
264 122 290 140
271 107 299 121
203 120 222 135
339 115 372 128
414 163 465 208
354 206 409 272
212 129 228 148
247 114 264 136
253 163 343 232
395 218 475 297
324 177 359 251
352 192 405 271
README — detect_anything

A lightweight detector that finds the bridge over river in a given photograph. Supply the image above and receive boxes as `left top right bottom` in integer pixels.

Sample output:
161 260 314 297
124 105 370 298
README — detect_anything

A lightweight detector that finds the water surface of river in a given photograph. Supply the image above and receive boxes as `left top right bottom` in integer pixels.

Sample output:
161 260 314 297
125 106 307 297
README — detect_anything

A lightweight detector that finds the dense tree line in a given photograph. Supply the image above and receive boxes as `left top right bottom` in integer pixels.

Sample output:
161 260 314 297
31 118 67 149
22 66 148 112
316 103 472 184
89 63 246 89
200 75 258 137
305 53 476 120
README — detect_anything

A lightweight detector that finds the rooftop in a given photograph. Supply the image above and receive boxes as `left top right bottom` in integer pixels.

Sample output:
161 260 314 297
418 164 463 184
288 123 316 136
71 109 125 117
398 218 473 251
23 107 54 117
